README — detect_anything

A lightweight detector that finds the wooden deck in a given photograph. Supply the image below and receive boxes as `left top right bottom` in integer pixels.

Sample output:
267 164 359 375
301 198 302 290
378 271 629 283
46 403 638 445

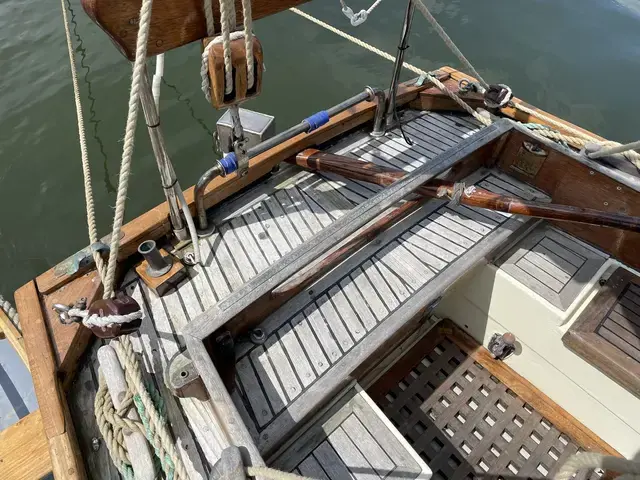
68 110 553 477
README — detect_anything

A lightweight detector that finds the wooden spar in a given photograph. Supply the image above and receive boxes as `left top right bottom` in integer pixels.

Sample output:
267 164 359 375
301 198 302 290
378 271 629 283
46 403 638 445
292 149 640 233
82 0 311 60
272 198 427 298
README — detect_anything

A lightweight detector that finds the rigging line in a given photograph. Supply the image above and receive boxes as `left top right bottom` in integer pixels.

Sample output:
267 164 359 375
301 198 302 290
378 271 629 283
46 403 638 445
64 0 115 193
59 0 107 282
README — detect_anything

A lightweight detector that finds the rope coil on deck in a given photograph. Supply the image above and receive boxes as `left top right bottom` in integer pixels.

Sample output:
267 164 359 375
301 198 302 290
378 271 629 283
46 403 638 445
95 336 188 479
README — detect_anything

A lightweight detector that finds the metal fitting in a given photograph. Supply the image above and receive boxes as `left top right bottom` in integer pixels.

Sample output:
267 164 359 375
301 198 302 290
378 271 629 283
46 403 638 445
138 240 173 277
195 162 225 236
366 86 387 138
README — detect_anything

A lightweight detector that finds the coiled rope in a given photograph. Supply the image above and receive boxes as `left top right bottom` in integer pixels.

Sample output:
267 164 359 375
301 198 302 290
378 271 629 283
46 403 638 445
94 336 188 479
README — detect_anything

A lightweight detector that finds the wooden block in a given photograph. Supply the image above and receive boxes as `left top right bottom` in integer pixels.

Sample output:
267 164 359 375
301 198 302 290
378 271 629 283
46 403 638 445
135 249 186 296
206 35 264 109
0 410 52 479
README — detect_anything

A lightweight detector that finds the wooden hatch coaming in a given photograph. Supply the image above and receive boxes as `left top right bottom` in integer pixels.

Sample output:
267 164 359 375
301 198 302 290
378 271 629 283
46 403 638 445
563 266 640 399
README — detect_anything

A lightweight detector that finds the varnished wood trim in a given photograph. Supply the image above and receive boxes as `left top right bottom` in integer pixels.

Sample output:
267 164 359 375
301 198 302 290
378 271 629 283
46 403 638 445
15 281 86 479
443 319 620 457
36 75 449 295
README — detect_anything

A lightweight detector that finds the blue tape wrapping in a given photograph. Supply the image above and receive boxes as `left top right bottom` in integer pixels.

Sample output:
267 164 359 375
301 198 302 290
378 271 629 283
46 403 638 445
219 152 238 175
304 110 330 132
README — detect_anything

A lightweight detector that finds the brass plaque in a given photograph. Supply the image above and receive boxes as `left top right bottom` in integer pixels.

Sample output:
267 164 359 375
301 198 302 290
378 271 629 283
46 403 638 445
510 141 548 177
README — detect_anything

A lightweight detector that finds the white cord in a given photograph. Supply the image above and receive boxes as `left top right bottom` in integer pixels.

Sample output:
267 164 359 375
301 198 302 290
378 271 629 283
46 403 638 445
152 53 164 110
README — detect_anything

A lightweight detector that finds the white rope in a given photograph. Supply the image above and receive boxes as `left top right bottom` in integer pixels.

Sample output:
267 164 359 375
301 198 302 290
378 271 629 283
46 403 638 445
101 0 155 299
589 139 640 160
555 452 640 480
201 0 255 99
59 0 107 283
0 293 19 329
339 0 384 26
289 7 491 128
241 0 255 89
68 308 143 328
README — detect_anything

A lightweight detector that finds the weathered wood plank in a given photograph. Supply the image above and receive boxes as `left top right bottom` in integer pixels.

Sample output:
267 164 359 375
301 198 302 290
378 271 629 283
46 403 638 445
278 323 316 388
237 355 274 427
304 304 342 364
290 313 330 376
339 278 379 331
15 280 86 479
362 260 401 311
328 286 366 342
0 410 52 479
250 345 288 415
317 295 354 353
351 268 389 322
328 426 381 480
264 334 303 402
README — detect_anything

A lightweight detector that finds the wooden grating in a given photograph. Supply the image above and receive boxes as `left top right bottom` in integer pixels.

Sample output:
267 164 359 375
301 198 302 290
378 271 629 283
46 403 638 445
563 266 640 399
369 320 616 480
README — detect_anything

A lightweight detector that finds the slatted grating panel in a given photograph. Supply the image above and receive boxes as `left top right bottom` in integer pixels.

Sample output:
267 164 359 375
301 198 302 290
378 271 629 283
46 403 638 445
597 282 640 358
496 224 608 310
372 336 602 480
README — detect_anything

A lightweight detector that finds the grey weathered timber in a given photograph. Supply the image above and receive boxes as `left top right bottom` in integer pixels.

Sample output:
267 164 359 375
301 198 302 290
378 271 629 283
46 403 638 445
182 119 512 342
269 385 429 480
495 224 608 310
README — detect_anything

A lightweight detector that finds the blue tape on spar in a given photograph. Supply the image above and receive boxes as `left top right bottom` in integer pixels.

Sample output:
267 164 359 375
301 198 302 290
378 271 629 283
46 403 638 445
304 110 330 132
219 152 238 175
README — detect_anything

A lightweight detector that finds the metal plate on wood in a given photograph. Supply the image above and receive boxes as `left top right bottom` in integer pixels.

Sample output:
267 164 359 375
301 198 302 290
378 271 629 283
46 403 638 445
563 265 640 399
369 322 605 480
495 224 608 310
269 386 430 480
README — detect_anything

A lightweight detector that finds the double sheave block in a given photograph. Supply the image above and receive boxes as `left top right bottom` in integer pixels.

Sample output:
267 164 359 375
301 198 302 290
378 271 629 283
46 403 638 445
204 35 264 109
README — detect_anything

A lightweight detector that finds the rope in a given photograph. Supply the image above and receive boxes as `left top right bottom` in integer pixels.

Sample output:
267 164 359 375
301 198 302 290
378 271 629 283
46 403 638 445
68 307 143 328
101 0 154 299
411 0 489 90
95 337 188 479
0 294 19 330
555 452 640 480
339 0 384 26
59 0 107 283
